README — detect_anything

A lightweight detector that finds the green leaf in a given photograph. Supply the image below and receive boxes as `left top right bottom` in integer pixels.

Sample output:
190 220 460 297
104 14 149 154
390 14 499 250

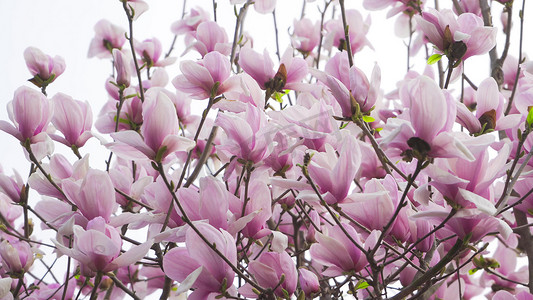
427 54 443 65
468 268 479 275
354 280 369 290
362 115 375 123
527 107 533 126
273 90 290 103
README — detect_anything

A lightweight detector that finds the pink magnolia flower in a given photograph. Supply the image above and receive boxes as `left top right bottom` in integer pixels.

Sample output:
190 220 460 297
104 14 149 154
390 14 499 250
171 7 210 37
425 136 509 209
238 47 308 92
26 278 76 300
291 18 321 55
269 99 338 151
380 75 474 161
96 92 143 133
0 86 53 143
0 240 34 274
502 55 519 90
141 177 184 228
0 170 24 204
50 93 93 148
88 19 126 58
493 291 533 300
510 176 533 213
235 179 272 239
215 103 271 163
325 9 372 55
54 217 152 277
108 89 196 162
24 47 65 86
163 223 237 299
456 77 520 134
62 169 117 222
415 8 496 60
109 158 152 210
214 73 266 112
0 194 22 229
307 136 361 204
240 251 297 298
124 0 149 20
29 154 89 202
174 176 240 231
481 245 528 291
310 223 368 276
299 268 320 297
173 51 238 100
185 21 231 57
340 175 411 242
230 0 276 14
415 207 511 244
314 52 381 116
112 49 132 88
363 1 426 38
135 38 176 68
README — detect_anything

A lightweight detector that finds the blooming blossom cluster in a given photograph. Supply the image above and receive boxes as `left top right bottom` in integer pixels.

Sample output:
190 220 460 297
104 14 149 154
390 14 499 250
1 0 533 299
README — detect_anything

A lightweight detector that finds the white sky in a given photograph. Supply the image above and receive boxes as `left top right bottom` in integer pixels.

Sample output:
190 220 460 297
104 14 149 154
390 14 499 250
0 1 531 298
1 1 530 173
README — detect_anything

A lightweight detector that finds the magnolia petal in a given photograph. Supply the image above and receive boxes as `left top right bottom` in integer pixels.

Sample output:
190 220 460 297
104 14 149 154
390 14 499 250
228 210 259 236
176 266 203 295
456 102 481 133
271 231 288 253
458 188 496 215
109 131 155 159
105 239 153 272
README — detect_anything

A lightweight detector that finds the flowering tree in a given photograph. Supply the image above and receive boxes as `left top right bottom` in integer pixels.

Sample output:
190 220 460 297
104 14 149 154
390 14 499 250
1 0 533 299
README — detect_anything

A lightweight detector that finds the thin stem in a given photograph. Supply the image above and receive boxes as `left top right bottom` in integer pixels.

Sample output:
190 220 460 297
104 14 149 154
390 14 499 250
272 9 281 61
480 0 498 70
106 89 125 172
230 1 252 68
444 59 454 89
165 0 187 58
184 126 218 187
212 0 217 22
108 273 142 300
315 1 332 69
496 139 533 213
505 0 526 115
89 272 103 300
453 0 464 14
338 0 354 67
122 1 145 103
175 96 215 191
354 119 413 183
498 4 513 67
406 15 413 72
61 236 72 300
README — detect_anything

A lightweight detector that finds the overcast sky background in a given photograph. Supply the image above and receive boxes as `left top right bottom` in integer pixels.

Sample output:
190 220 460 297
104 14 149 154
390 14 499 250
1 1 530 173
0 1 531 298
